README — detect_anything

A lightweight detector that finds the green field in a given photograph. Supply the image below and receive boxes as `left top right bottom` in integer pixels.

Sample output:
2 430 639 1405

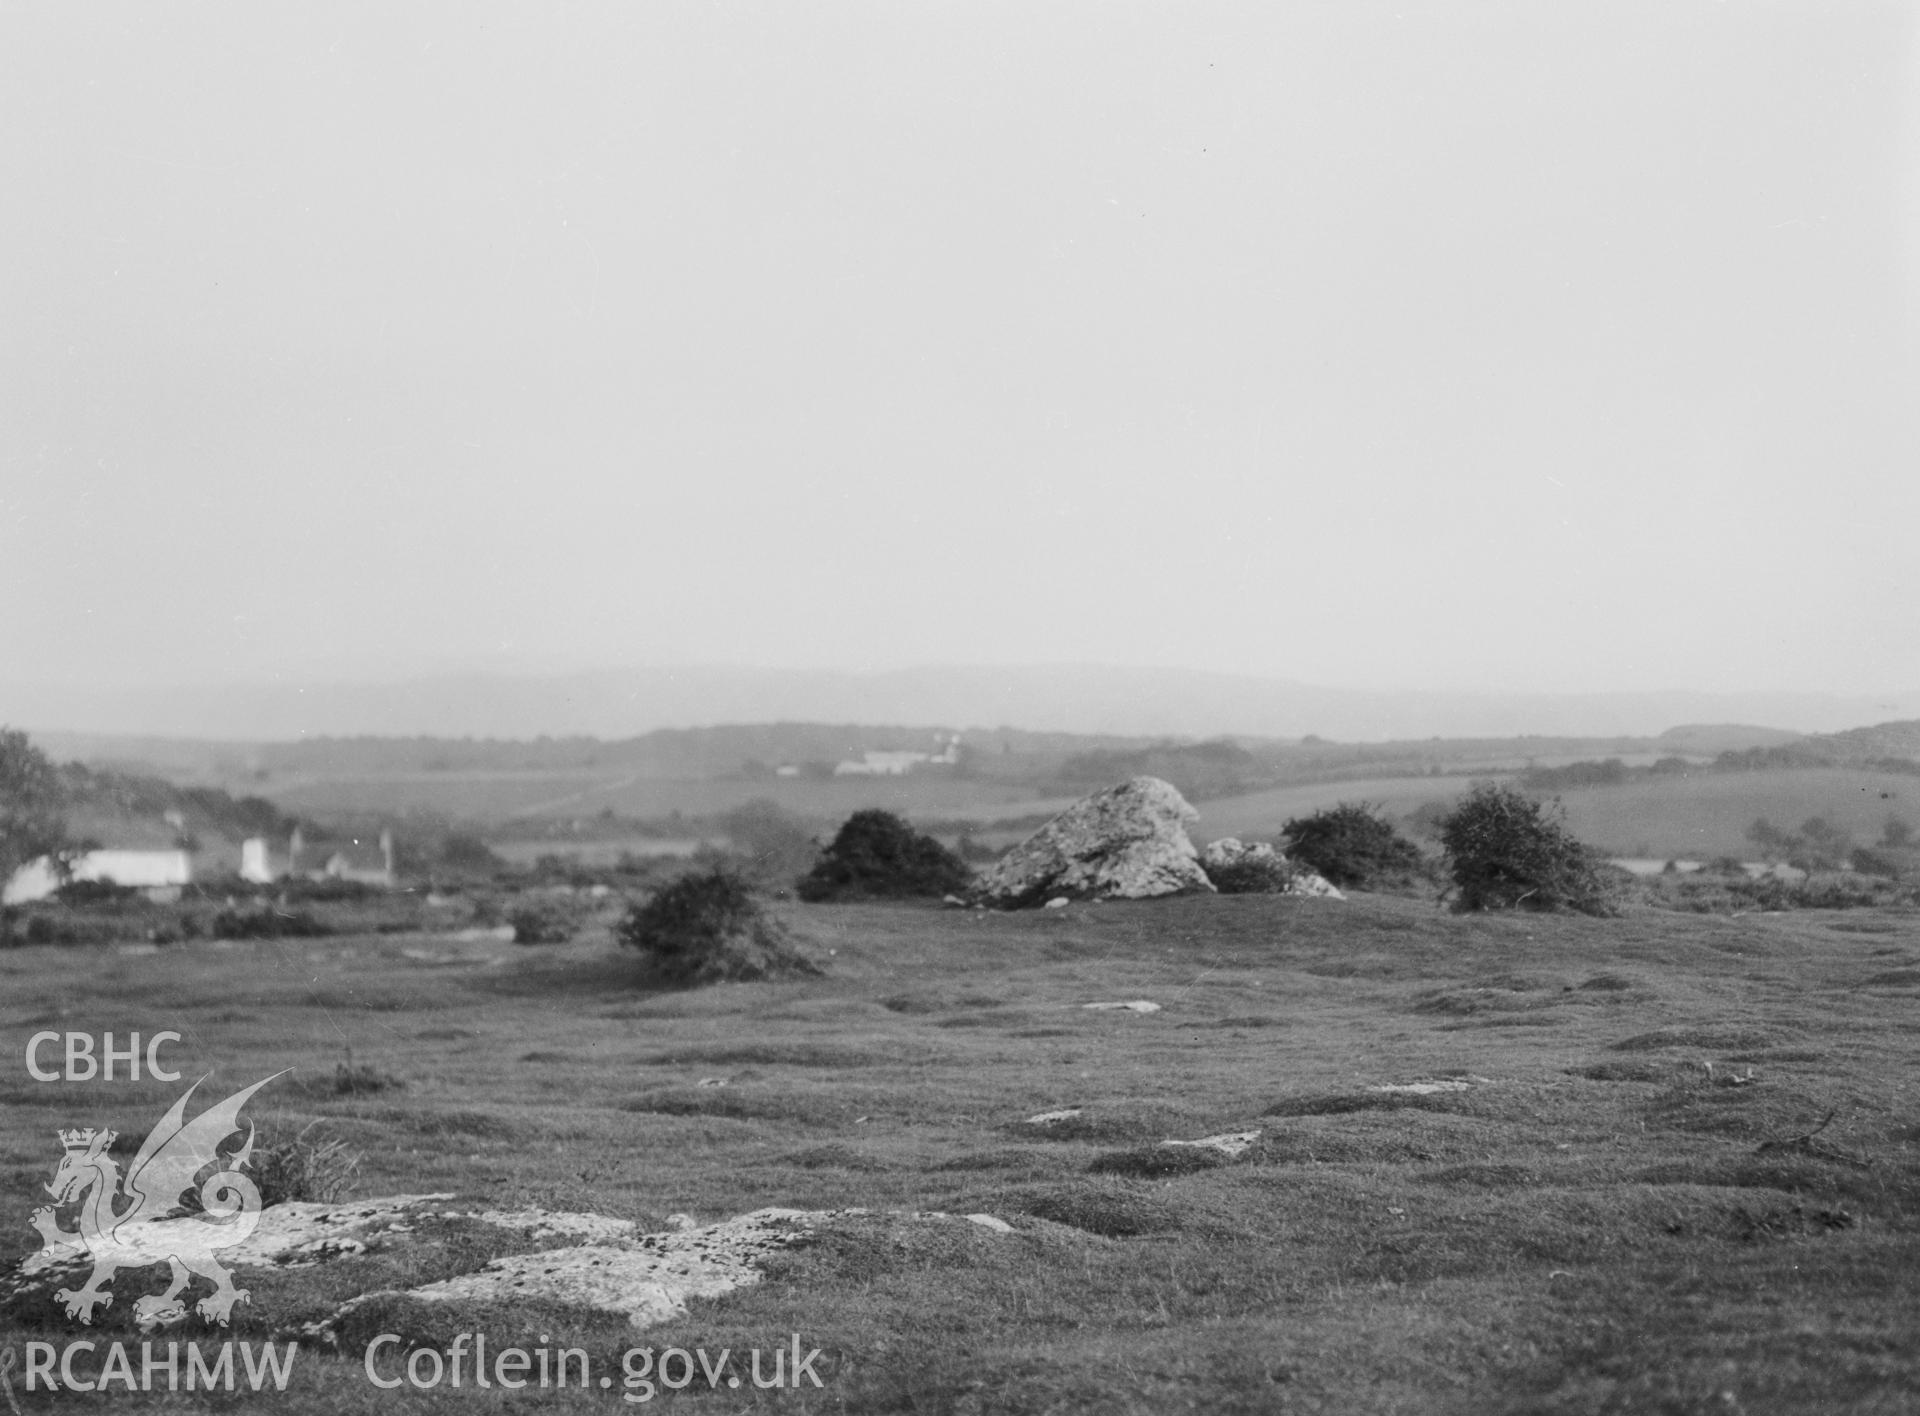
1191 776 1468 844
4 893 1917 1412
1548 768 1918 860
266 770 1073 827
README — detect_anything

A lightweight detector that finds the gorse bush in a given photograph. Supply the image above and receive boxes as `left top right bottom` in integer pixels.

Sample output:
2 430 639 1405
508 894 593 944
249 1123 362 1206
1280 802 1427 890
795 810 972 902
617 868 820 984
1437 784 1614 915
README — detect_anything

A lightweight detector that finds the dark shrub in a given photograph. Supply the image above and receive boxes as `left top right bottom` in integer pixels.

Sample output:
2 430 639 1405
1437 784 1614 915
508 895 587 944
617 868 820 984
1200 849 1299 895
53 878 141 906
1850 847 1902 879
794 810 972 902
1280 802 1427 889
1520 758 1629 791
280 877 380 904
209 906 327 939
436 832 502 875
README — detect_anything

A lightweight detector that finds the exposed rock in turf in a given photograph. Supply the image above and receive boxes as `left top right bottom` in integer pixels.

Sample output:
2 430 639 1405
443 1207 638 1244
1162 1129 1262 1157
9 1195 1013 1338
972 777 1214 908
1198 838 1345 898
961 1213 1015 1234
1023 1107 1085 1125
7 1194 459 1301
292 1205 1014 1339
1088 1128 1263 1177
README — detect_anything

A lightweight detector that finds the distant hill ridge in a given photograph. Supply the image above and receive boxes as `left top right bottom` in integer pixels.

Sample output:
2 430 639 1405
1713 718 1920 773
1811 719 1920 762
6 663 1912 741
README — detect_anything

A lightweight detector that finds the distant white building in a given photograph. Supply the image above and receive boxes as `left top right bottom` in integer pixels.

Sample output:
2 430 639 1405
832 735 962 777
3 850 193 905
834 750 929 777
240 837 276 884
242 828 397 888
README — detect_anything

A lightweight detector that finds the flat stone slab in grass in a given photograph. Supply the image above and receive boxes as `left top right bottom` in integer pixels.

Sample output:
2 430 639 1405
298 1204 1015 1337
1367 1077 1489 1096
9 1196 1013 1337
1024 1108 1085 1125
440 1206 639 1245
1161 1129 1261 1157
7 1193 461 1298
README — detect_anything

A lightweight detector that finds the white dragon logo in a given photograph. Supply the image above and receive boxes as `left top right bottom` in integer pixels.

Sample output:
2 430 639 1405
29 1073 284 1327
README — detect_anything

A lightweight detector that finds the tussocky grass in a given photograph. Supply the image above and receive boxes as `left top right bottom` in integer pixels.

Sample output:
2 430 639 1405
1 891 1917 1411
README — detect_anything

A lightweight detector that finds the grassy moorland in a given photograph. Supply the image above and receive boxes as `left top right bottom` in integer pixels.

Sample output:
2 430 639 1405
3 893 1918 1413
1191 777 1462 845
264 771 1079 826
1544 768 1918 861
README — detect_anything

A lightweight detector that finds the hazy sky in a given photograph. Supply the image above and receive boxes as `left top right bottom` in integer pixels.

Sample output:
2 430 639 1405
3 2 1914 699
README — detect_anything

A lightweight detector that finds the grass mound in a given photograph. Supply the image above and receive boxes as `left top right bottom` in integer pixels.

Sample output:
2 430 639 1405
1568 1060 1681 1083
989 1183 1188 1237
1003 1108 1187 1143
928 1148 1065 1175
1611 1026 1779 1052
774 1143 893 1172
1263 1090 1471 1119
621 1086 858 1127
1086 1145 1229 1179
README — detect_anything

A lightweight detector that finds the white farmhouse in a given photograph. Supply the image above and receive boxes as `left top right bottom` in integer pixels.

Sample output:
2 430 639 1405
3 849 194 905
831 734 963 777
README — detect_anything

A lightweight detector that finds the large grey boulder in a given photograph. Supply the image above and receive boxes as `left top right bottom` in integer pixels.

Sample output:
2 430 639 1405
974 776 1214 907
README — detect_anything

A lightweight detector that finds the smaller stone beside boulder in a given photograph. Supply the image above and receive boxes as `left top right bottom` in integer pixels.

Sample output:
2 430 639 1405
1199 838 1344 899
973 777 1215 908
